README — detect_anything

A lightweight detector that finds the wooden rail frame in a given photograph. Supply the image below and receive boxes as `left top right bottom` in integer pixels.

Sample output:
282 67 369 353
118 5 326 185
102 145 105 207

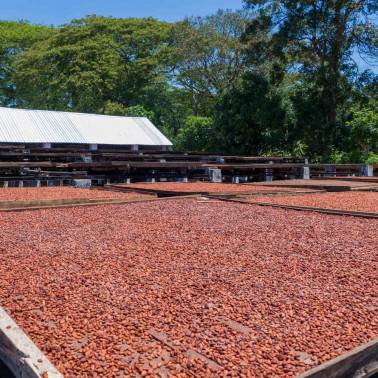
0 307 62 378
298 338 378 378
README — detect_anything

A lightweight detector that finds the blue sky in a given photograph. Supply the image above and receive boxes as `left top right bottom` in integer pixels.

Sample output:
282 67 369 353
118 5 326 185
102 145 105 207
0 0 245 25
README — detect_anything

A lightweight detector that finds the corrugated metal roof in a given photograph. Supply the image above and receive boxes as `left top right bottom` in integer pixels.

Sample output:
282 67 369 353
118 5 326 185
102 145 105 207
0 107 172 146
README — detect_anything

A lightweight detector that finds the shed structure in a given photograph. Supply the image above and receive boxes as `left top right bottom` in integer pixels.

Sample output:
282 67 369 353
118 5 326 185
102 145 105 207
0 107 172 150
0 107 313 187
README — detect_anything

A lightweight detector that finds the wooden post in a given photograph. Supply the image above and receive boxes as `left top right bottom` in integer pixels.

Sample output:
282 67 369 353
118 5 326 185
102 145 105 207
0 307 63 378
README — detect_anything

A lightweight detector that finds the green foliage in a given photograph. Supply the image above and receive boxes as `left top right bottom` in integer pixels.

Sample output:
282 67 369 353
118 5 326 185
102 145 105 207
124 105 155 120
366 153 378 164
0 21 52 106
347 100 378 159
170 10 251 114
102 101 126 116
174 116 215 152
215 71 287 155
244 0 378 161
12 16 173 112
289 73 352 161
0 6 376 160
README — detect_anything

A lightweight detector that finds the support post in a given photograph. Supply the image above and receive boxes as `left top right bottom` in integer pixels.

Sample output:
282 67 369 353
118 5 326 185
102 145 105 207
73 179 91 188
0 307 63 378
303 166 310 180
265 161 274 182
209 169 222 183
361 165 374 177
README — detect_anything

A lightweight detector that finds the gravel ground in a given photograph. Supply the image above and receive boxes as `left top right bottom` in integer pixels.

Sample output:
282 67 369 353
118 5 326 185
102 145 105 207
122 182 310 193
0 199 376 377
249 192 378 213
0 187 153 202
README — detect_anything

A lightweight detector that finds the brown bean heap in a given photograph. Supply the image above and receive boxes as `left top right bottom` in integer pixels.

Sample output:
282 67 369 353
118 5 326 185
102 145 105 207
0 187 152 202
0 199 376 377
251 191 378 213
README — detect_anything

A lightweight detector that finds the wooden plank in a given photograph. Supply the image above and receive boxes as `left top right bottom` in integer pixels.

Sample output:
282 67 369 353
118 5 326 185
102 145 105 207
0 307 62 378
297 338 378 378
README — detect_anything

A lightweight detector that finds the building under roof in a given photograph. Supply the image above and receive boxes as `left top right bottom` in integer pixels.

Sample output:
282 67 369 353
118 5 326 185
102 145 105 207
0 107 172 149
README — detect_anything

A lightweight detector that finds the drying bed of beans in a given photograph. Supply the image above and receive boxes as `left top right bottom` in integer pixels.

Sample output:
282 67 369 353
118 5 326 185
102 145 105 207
0 199 377 377
331 176 378 182
248 192 378 213
0 187 153 202
255 179 378 189
122 182 312 193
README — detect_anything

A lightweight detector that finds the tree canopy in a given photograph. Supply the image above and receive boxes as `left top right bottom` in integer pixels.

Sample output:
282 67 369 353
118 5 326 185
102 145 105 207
0 5 377 162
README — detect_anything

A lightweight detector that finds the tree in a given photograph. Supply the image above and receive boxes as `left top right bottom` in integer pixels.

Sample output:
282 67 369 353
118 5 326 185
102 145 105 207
0 21 52 106
215 71 287 155
174 116 215 152
347 99 378 160
170 10 252 115
3 16 193 139
0 9 376 158
244 0 378 160
12 16 173 113
124 104 155 119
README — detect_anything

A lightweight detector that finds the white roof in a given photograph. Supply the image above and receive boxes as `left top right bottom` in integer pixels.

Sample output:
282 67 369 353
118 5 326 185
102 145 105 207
0 107 172 146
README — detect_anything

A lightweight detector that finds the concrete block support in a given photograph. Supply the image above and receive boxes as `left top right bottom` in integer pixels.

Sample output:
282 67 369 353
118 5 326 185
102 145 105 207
303 166 310 180
73 179 92 188
265 161 274 182
0 307 63 378
233 176 249 184
265 169 273 182
360 165 374 177
209 169 222 183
